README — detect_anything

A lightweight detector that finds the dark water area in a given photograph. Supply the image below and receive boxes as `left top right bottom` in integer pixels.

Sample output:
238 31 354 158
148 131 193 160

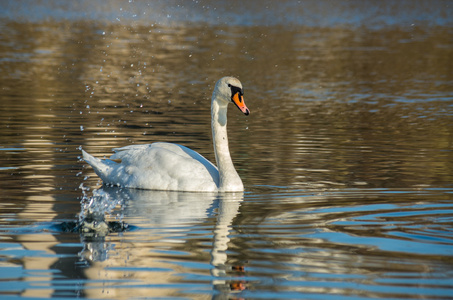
1 1 453 299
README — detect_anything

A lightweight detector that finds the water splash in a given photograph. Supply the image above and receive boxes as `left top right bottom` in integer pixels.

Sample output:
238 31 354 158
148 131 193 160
78 185 128 223
56 184 130 239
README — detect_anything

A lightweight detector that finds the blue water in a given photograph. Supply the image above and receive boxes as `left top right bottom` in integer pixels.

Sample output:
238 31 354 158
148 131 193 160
1 0 452 28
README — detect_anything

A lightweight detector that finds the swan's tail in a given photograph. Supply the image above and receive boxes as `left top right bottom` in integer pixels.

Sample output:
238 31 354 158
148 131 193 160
82 150 116 182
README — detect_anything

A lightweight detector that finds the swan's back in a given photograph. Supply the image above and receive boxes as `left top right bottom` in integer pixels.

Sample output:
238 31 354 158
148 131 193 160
82 143 220 192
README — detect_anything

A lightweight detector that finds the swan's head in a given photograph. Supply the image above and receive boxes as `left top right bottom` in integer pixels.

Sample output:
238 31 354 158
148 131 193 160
214 77 250 116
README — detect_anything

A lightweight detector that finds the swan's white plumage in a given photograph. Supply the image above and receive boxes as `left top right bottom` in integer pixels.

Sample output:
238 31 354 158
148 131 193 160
82 76 249 192
82 143 219 191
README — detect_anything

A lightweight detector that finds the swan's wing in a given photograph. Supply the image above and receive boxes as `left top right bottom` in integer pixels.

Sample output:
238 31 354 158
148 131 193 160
112 143 193 161
152 142 219 173
104 143 219 191
111 142 217 172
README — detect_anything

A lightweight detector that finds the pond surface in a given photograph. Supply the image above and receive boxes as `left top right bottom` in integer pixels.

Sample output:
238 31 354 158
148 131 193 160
1 1 453 299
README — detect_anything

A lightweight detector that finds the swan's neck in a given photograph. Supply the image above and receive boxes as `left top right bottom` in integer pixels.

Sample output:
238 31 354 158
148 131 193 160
211 97 243 191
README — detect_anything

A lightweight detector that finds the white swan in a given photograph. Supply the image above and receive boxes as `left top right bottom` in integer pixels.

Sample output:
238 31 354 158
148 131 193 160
82 76 250 192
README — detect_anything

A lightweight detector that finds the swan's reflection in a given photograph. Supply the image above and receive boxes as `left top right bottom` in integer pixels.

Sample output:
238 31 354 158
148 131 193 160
78 186 245 298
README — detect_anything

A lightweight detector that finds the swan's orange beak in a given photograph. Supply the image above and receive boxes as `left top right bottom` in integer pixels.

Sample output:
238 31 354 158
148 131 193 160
232 92 250 116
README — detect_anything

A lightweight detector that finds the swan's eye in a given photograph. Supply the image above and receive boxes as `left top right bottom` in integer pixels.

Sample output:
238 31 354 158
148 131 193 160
228 84 243 100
